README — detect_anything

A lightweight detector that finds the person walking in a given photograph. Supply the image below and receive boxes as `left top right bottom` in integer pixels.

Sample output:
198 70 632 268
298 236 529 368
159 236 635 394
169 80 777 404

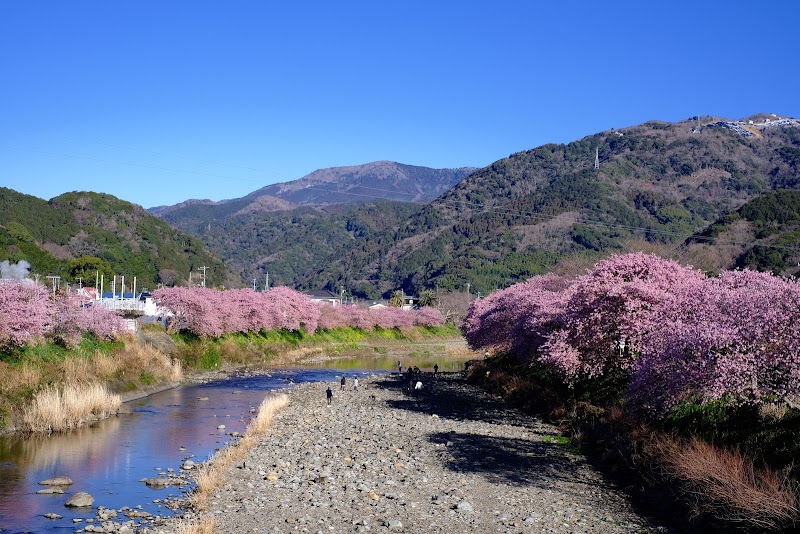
340 375 346 391
353 376 359 391
433 363 438 377
326 386 333 406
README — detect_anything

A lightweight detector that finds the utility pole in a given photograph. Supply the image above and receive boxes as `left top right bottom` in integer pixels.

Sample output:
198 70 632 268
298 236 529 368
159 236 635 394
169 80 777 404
77 277 83 289
46 275 60 297
264 272 269 291
199 266 208 288
466 282 471 294
253 278 257 291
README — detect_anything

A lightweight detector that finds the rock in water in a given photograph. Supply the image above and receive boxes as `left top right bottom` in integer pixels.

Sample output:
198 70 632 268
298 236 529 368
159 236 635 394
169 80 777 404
37 487 64 494
39 476 73 486
65 492 94 507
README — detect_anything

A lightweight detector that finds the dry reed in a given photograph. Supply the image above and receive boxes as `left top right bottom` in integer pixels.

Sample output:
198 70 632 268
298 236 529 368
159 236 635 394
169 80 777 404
23 383 121 433
662 436 799 530
176 516 217 534
188 393 288 511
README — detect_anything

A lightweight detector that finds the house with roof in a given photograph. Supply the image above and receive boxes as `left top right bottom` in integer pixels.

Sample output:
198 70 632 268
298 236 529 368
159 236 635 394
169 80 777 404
302 290 343 306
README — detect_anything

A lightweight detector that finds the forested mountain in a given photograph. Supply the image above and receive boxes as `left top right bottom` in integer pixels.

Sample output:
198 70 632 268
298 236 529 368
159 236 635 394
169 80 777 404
149 161 475 234
153 114 800 299
310 115 800 297
0 188 230 289
683 189 800 275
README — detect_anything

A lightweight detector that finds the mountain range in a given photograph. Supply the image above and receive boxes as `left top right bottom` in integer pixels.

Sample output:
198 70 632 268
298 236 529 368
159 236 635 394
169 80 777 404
2 114 799 299
151 114 800 298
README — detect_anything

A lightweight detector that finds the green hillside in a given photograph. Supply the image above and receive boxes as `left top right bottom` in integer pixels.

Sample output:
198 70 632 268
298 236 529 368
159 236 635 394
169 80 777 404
684 189 800 275
311 116 800 296
0 188 230 289
144 115 800 298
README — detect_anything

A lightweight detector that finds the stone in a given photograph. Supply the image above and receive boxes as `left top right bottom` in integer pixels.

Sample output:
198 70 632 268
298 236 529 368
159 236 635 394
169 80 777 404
181 460 196 470
387 519 403 530
455 500 474 513
44 512 62 519
65 492 94 507
37 487 65 494
39 476 73 486
97 508 118 520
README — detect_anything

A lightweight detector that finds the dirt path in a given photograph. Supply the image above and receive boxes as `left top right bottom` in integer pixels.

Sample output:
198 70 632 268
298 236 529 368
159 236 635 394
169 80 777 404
156 372 657 533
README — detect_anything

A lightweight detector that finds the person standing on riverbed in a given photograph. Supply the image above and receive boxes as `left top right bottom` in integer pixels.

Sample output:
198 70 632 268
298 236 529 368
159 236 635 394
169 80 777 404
326 386 333 406
353 376 359 391
433 363 438 377
340 375 346 391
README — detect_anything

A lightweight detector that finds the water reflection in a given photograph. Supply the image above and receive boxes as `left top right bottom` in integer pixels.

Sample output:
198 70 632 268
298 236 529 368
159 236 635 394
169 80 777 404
0 352 469 533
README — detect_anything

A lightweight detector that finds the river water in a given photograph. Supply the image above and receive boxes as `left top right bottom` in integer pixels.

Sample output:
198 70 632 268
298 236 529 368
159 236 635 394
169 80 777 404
0 356 467 533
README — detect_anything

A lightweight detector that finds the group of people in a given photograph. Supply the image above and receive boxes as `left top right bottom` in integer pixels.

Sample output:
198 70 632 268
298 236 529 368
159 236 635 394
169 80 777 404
326 375 359 405
326 361 443 405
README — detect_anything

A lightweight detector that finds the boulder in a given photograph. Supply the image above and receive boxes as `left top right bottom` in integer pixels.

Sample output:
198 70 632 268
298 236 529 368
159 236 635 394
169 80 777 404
39 476 73 486
65 492 94 507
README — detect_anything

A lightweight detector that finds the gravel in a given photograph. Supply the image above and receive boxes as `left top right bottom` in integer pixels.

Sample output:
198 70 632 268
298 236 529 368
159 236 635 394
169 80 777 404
149 372 657 533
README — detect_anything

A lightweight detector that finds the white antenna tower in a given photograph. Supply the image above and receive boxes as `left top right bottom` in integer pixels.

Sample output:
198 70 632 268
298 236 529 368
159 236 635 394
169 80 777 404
594 147 599 169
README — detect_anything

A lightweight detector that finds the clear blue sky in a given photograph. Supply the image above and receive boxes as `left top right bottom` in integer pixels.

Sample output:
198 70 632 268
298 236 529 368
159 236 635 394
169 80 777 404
1 1 798 208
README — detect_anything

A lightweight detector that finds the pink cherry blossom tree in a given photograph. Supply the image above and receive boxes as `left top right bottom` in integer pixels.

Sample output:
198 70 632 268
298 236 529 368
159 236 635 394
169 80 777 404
0 280 53 349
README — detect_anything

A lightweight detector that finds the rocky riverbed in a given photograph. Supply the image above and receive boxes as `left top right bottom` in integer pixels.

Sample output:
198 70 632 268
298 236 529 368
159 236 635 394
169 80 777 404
150 371 658 533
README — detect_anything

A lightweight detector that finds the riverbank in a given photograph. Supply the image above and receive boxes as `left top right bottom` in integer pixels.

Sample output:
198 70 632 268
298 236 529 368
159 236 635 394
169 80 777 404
0 326 467 436
155 372 655 533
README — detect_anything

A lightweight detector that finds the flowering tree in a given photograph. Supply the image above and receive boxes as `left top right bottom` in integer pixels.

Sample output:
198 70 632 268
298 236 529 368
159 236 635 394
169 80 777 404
0 280 53 348
540 253 706 383
630 270 800 414
51 292 129 347
462 252 800 416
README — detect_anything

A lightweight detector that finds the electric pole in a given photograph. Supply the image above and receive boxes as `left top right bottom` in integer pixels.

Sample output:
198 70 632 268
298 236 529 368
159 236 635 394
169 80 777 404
264 272 269 291
594 147 600 169
46 275 60 297
199 266 208 288
253 278 257 291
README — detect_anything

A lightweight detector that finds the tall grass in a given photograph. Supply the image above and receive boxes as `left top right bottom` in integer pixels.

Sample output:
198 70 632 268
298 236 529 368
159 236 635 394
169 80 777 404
23 383 121 433
660 436 799 531
189 393 288 511
176 516 217 534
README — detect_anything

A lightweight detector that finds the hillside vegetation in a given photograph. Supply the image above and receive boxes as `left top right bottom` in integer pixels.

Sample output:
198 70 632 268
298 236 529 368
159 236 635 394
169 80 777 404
152 116 800 299
0 188 230 289
317 116 800 296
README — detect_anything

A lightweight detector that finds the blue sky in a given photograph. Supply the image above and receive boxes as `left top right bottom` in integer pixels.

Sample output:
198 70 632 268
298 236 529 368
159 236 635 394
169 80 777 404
1 1 798 208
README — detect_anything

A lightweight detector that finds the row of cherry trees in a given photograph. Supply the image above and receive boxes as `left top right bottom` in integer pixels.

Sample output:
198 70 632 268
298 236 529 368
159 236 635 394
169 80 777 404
152 286 444 337
462 253 800 416
0 281 127 349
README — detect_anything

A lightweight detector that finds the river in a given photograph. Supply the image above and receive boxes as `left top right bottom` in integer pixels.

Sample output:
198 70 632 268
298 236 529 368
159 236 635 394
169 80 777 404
0 356 468 533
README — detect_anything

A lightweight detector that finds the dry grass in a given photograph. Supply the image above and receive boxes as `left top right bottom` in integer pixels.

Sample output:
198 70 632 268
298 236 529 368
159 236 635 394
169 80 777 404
0 361 42 393
175 516 217 534
188 393 288 511
656 436 799 530
23 383 121 433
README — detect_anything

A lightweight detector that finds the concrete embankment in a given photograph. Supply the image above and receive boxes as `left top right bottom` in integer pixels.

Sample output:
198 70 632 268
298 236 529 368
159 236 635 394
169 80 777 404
156 372 655 533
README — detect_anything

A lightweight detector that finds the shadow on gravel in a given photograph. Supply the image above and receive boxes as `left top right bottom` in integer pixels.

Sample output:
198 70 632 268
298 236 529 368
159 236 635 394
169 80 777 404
375 371 556 432
373 372 626 492
426 430 584 488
